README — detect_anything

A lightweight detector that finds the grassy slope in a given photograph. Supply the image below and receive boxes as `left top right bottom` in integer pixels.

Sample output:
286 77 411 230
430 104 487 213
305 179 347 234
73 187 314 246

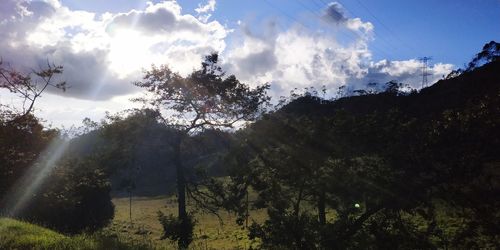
0 217 153 250
0 217 69 249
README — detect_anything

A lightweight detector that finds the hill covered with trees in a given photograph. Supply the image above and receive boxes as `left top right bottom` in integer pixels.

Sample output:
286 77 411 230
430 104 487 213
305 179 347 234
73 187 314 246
217 58 499 249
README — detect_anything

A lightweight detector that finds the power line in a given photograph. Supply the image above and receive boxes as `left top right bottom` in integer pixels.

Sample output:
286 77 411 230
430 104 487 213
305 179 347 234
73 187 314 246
353 0 419 55
317 0 421 60
334 0 404 57
262 0 314 31
293 0 397 60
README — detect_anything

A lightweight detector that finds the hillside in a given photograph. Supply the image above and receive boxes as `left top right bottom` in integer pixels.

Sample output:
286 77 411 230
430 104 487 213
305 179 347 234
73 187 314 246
280 61 500 118
0 217 152 250
0 217 70 249
233 59 499 248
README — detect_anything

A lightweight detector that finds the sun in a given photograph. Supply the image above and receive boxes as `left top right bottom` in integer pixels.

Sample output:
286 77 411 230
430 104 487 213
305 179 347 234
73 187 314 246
107 29 155 78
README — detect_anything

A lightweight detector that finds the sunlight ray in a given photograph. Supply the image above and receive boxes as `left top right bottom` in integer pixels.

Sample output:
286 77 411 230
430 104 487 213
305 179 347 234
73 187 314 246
1 137 69 216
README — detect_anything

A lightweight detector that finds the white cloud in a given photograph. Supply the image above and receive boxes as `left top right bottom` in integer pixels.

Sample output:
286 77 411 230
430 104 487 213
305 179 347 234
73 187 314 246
223 2 452 99
0 0 229 100
195 0 216 14
195 0 216 23
223 6 375 98
1 0 454 126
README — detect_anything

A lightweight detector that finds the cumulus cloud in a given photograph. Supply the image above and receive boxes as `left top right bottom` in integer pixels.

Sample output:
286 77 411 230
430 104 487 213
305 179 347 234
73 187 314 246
0 0 229 100
224 5 375 98
107 1 220 36
1 0 454 124
225 24 372 97
223 2 451 99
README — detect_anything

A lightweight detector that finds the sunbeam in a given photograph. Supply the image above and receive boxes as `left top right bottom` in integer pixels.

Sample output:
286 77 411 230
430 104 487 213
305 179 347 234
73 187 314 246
1 137 69 216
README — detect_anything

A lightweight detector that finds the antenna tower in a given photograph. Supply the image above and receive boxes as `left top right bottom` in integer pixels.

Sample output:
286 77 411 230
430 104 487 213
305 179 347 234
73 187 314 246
419 56 432 89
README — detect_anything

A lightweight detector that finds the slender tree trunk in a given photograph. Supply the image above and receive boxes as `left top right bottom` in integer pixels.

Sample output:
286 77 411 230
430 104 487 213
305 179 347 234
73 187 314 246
173 134 189 249
318 191 326 225
245 189 249 228
293 179 305 218
129 190 132 224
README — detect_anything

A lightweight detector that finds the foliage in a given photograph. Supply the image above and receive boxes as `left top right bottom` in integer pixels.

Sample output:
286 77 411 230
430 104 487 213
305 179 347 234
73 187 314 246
0 61 115 235
133 53 270 248
446 40 499 79
249 209 321 250
222 58 500 249
157 211 195 245
0 115 58 201
133 53 270 133
98 109 176 196
20 157 114 234
0 60 65 122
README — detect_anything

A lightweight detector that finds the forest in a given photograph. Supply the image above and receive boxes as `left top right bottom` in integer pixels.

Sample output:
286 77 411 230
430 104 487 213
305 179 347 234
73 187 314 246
0 41 499 249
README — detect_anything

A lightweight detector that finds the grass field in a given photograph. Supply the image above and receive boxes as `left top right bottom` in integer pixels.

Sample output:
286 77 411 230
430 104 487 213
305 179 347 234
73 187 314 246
0 196 266 250
108 196 267 249
1 198 488 249
0 217 153 250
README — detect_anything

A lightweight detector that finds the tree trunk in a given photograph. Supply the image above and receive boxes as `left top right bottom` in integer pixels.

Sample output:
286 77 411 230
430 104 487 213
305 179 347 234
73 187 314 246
318 191 326 225
173 135 189 249
293 179 305 218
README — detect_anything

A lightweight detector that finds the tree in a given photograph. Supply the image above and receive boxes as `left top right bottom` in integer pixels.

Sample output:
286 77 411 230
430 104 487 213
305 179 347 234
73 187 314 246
466 40 500 71
0 60 65 122
0 60 65 207
446 40 499 79
0 114 58 201
133 53 269 248
20 156 115 234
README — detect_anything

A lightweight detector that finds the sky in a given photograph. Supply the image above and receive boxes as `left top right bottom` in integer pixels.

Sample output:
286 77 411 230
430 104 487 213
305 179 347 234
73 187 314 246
1 0 499 127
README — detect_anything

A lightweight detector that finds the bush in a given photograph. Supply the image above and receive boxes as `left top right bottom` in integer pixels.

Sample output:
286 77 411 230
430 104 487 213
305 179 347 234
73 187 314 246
157 211 195 248
20 157 114 234
0 115 57 200
249 208 320 250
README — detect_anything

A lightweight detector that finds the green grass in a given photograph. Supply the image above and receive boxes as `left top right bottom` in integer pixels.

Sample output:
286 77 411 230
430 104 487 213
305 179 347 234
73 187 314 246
0 217 154 250
0 217 68 249
2 198 489 249
0 195 266 250
109 196 267 249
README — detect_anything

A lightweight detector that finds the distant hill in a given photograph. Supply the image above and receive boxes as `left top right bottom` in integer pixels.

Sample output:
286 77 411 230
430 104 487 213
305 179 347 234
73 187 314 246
67 120 234 197
279 60 500 119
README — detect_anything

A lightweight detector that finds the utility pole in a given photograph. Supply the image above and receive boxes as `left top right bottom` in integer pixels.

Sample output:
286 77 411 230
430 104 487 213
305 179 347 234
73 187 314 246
419 56 432 89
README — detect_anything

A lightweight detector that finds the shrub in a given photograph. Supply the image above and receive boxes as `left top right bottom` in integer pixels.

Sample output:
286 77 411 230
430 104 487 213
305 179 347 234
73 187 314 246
21 157 114 234
157 211 195 247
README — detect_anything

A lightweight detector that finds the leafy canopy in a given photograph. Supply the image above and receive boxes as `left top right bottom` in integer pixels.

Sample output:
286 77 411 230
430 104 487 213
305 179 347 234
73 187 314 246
133 53 270 133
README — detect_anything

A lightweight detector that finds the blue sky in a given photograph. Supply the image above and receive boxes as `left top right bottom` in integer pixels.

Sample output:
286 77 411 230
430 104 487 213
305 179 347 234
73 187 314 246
1 0 499 127
60 0 500 67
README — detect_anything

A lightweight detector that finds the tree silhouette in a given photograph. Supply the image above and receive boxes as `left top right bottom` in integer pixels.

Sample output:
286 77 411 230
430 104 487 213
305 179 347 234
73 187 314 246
133 53 269 248
0 61 65 210
0 60 65 123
